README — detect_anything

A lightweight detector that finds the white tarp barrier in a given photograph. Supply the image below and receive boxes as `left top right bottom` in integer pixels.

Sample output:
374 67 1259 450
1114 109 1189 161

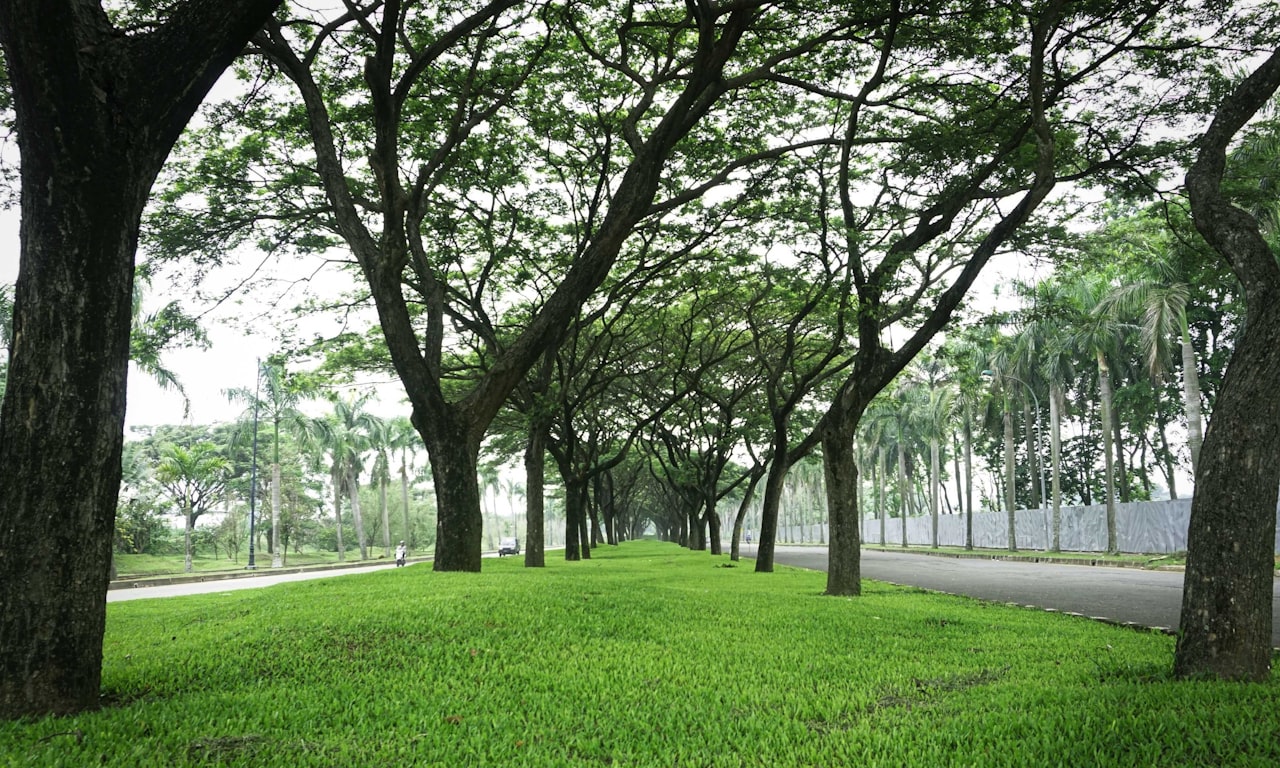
859 498 1280 554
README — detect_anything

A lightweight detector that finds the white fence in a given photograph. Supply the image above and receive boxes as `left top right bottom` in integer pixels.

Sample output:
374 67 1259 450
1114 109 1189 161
858 498 1280 554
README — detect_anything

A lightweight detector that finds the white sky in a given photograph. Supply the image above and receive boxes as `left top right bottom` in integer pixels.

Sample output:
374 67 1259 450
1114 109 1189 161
0 206 406 432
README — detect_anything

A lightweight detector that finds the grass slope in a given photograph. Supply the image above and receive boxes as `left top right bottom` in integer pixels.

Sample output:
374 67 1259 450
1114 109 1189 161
4 541 1278 766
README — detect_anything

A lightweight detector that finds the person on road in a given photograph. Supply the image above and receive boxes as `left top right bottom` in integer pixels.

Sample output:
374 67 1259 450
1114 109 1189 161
395 541 407 567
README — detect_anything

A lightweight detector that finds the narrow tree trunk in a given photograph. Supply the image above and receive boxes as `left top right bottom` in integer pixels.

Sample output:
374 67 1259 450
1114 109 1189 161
1050 383 1063 552
1180 327 1204 480
563 477 588 561
348 473 368 561
1098 354 1118 554
1003 404 1017 551
271 461 283 568
1175 49 1280 681
929 438 940 549
898 444 909 548
753 458 788 572
184 501 195 573
332 469 345 562
963 406 974 551
380 475 391 558
878 449 888 547
400 462 411 550
1023 399 1042 509
523 426 546 568
729 469 763 562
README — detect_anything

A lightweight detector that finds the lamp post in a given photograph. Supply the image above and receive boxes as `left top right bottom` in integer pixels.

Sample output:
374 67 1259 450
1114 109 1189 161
982 370 1047 512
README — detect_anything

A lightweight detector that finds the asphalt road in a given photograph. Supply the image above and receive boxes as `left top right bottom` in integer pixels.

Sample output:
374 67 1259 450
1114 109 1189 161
770 545 1280 647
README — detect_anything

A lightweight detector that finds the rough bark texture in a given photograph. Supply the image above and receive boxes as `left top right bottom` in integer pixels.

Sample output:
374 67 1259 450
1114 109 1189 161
1174 48 1280 682
823 415 862 596
420 410 484 572
0 0 282 720
523 426 546 568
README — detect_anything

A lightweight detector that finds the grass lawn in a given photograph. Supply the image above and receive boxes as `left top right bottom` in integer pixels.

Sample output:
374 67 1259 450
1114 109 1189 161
6 541 1278 766
113 550 360 580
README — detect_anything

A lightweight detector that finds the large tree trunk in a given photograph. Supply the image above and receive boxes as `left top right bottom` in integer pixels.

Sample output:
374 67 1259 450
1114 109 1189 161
0 0 282 719
1174 49 1280 682
523 426 546 568
823 417 862 596
422 412 484 572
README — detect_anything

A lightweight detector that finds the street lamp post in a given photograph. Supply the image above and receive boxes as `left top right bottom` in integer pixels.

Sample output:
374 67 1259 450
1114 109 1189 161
982 370 1047 513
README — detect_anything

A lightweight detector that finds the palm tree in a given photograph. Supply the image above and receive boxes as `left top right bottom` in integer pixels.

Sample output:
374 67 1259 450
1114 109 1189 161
155 442 230 573
1098 244 1204 485
1068 276 1132 555
129 275 208 417
302 393 385 561
225 360 308 567
387 416 423 550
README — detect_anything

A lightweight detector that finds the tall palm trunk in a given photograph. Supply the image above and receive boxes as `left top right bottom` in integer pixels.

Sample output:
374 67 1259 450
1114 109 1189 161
183 498 195 573
1180 323 1204 479
331 467 345 562
898 442 909 548
1050 383 1064 552
271 459 282 568
963 403 974 551
878 448 888 546
348 470 368 560
998 401 1018 545
399 459 411 549
380 473 391 558
1098 352 1118 554
929 437 940 548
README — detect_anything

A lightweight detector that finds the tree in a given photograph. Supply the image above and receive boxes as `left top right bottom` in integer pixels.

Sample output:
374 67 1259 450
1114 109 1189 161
304 394 384 561
1175 48 1280 682
0 0 283 719
155 442 231 573
160 1 875 572
226 359 308 567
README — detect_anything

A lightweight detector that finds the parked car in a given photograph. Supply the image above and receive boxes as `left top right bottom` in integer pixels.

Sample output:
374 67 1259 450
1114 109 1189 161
498 537 520 556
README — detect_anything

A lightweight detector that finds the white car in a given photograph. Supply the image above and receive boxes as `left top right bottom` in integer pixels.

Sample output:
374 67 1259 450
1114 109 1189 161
498 537 520 556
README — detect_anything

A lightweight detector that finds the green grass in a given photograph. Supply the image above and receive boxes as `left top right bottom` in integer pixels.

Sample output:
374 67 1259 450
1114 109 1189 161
6 541 1278 766
113 550 360 580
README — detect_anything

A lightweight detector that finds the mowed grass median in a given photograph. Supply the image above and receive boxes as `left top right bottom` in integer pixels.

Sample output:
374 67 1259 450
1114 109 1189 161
4 541 1278 767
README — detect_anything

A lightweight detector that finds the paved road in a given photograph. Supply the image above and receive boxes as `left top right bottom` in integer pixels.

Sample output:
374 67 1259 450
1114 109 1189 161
770 545 1280 647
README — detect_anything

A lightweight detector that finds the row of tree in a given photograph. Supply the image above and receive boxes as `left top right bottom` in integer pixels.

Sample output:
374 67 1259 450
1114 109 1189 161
2 0 1279 718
